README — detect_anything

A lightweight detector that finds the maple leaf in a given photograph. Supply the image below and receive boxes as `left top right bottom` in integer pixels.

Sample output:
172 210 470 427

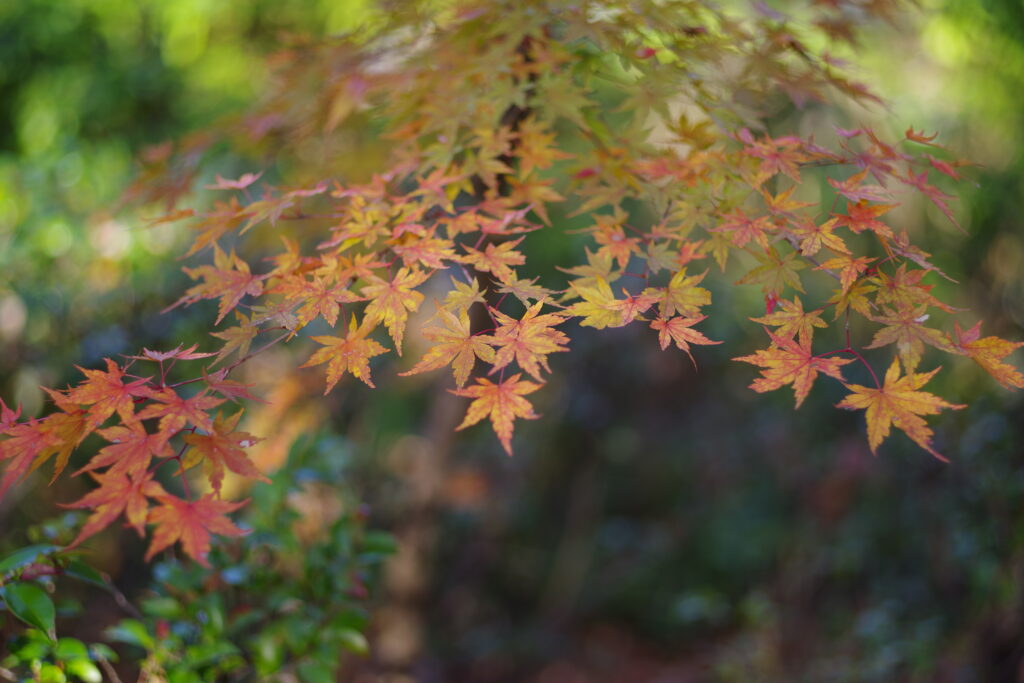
74 421 172 479
557 248 619 289
828 169 890 203
741 132 807 184
662 268 712 317
833 200 896 238
461 238 527 284
444 276 488 312
205 171 263 190
734 332 853 407
202 368 262 403
360 267 430 354
827 280 875 319
816 253 874 294
789 217 848 256
33 406 92 484
516 116 572 176
0 419 64 498
871 264 952 313
737 248 806 296
452 374 541 456
750 297 827 345
900 169 961 230
650 315 720 364
488 300 569 381
865 305 956 372
952 322 1024 389
507 176 564 225
391 234 457 269
145 493 249 567
586 209 640 268
66 359 150 429
498 274 554 305
65 470 167 547
172 246 266 324
905 127 940 146
0 399 20 434
183 410 267 495
564 278 625 329
137 388 225 441
713 210 774 250
613 290 661 326
400 307 495 387
837 359 965 460
302 317 389 391
210 312 259 366
130 345 216 363
275 274 363 330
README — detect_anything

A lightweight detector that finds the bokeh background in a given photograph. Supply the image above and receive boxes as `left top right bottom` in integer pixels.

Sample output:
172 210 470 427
1 1 1023 681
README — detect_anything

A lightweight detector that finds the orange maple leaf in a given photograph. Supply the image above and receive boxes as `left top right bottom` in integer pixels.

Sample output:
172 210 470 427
953 322 1024 389
750 297 827 346
145 493 249 567
837 359 965 460
302 317 388 391
452 374 541 455
650 315 720 364
274 274 363 330
488 300 569 381
828 169 890 203
65 470 167 547
182 410 268 495
399 307 495 387
734 332 853 407
172 246 266 324
210 312 259 366
816 253 874 294
461 238 526 284
790 217 848 256
360 267 429 354
833 200 896 238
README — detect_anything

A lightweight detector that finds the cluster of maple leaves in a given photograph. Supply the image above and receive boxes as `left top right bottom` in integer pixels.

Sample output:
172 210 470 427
2 0 1023 565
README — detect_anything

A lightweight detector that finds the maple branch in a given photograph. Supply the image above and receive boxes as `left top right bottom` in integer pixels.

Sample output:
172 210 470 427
783 234 842 284
96 656 125 683
224 330 291 374
817 346 880 388
168 328 289 390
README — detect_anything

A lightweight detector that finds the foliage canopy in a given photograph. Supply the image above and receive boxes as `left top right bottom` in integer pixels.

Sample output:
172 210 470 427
1 0 1021 573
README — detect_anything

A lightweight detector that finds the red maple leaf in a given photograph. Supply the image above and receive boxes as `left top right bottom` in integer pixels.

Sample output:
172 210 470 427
137 388 225 441
65 470 167 547
146 493 249 567
66 359 150 429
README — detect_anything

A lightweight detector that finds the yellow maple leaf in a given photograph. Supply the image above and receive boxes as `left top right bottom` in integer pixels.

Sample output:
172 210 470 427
836 358 965 460
953 322 1024 390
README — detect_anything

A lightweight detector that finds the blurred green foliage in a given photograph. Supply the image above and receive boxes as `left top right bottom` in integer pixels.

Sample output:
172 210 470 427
2 436 392 681
104 435 392 682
